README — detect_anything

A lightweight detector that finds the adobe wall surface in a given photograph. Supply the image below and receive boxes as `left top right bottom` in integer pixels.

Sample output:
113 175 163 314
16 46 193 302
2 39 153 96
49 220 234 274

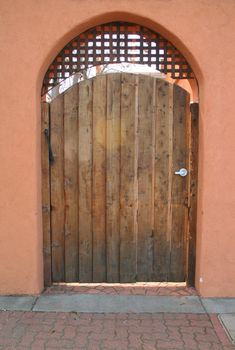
0 0 234 296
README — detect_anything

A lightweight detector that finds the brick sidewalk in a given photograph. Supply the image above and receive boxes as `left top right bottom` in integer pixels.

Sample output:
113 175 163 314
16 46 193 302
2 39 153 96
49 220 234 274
0 311 234 350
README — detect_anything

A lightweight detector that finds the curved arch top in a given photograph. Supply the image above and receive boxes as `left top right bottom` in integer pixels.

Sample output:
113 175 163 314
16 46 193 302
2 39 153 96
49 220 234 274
42 21 195 95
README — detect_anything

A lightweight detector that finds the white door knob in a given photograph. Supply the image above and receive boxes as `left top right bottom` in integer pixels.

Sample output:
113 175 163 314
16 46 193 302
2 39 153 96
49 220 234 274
174 168 188 177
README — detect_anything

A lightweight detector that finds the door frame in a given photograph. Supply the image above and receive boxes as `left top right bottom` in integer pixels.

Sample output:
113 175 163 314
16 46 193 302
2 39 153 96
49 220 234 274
187 102 199 286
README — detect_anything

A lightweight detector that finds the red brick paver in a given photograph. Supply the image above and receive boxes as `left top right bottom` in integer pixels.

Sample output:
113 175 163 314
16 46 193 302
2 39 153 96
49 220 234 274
43 282 197 297
0 311 234 350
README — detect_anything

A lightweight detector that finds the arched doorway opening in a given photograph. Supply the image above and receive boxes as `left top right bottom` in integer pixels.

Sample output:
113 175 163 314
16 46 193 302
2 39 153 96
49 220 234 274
41 21 199 287
41 22 198 102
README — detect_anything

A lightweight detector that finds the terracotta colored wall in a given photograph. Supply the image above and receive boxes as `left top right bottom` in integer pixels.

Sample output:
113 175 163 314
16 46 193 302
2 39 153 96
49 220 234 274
0 0 235 296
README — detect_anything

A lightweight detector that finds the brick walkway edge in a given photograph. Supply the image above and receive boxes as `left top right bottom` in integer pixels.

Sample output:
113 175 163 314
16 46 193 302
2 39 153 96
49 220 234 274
0 311 234 350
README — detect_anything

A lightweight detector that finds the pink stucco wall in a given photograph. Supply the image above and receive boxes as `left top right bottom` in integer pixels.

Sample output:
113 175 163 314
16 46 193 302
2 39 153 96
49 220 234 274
0 0 235 296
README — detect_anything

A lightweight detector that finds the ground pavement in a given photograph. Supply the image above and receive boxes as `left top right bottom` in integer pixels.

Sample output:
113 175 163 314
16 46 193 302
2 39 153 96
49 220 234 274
0 283 234 350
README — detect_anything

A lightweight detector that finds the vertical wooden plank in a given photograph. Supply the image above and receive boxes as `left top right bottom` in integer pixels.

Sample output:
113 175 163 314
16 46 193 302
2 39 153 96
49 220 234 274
92 75 106 282
64 85 79 282
184 97 191 281
169 85 190 281
78 79 93 282
50 94 65 282
41 102 52 286
137 75 155 281
120 73 138 282
106 74 121 282
187 103 199 286
153 81 173 281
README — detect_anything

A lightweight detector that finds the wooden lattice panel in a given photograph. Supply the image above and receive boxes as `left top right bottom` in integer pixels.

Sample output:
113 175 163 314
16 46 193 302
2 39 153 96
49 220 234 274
42 22 194 95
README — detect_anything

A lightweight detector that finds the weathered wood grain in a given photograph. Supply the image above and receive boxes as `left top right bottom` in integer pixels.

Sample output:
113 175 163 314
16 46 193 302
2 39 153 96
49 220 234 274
78 79 93 282
120 73 138 282
106 74 121 282
41 102 52 286
169 85 190 281
92 75 106 282
50 94 65 282
64 85 79 282
153 81 173 281
137 75 154 281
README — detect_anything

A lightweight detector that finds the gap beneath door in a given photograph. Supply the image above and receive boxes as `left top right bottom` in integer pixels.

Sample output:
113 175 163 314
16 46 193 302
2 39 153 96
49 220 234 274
43 282 197 296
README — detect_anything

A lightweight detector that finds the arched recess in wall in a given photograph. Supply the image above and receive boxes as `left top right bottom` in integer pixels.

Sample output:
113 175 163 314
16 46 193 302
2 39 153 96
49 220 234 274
41 21 199 288
41 22 199 102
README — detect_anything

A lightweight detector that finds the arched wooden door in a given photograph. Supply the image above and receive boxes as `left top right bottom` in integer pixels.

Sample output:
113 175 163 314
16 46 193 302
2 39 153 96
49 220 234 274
42 73 198 285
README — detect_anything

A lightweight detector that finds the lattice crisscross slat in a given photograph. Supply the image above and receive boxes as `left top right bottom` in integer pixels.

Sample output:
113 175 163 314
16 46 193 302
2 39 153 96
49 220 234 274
42 22 194 95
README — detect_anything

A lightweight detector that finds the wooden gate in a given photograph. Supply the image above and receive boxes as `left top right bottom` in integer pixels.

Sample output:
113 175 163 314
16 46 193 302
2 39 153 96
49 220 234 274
42 73 198 285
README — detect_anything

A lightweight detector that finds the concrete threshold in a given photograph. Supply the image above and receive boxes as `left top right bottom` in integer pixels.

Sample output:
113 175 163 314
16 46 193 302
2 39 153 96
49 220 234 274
0 295 234 314
0 296 36 311
1 295 203 313
33 295 204 313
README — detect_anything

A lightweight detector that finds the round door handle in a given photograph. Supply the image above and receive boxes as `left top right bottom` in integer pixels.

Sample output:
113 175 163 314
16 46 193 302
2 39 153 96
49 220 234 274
174 168 188 177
